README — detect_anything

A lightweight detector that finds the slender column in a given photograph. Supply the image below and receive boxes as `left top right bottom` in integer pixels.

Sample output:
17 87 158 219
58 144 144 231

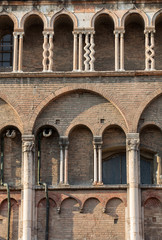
73 32 78 71
18 32 24 72
78 33 83 71
89 32 95 71
13 32 18 72
150 31 155 70
120 32 125 71
114 31 119 71
156 154 161 184
93 144 97 184
22 135 34 240
48 32 54 72
59 144 64 184
145 31 149 71
42 32 49 72
84 33 90 71
98 145 103 184
64 145 69 185
127 133 140 240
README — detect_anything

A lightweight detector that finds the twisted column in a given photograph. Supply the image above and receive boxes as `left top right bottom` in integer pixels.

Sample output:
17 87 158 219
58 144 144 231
127 133 140 240
18 32 24 72
22 135 34 240
84 33 90 71
13 32 18 72
42 32 48 72
145 30 155 71
48 32 54 72
90 32 95 71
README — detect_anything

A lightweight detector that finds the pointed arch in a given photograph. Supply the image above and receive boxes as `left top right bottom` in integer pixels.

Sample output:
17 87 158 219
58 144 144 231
91 8 119 28
50 8 78 29
20 10 48 30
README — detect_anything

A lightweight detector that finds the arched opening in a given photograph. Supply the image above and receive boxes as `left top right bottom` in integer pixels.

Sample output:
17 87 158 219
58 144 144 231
35 126 60 185
124 13 145 70
23 15 43 72
68 125 93 185
94 14 114 71
144 198 162 239
155 13 162 69
0 16 14 72
140 125 162 185
53 14 73 71
102 126 126 184
37 198 57 240
0 198 19 239
0 126 22 186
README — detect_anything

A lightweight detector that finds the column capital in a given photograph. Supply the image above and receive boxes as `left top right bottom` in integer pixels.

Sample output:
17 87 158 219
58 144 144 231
93 136 103 146
144 27 156 34
13 32 19 38
114 28 125 35
59 136 69 146
22 135 35 152
73 28 95 35
126 133 140 151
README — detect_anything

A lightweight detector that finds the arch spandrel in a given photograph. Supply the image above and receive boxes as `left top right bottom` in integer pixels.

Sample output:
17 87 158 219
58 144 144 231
152 9 162 27
91 8 119 29
50 8 78 29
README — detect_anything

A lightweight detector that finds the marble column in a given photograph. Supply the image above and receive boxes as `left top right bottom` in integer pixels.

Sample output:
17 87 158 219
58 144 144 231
73 32 78 71
13 32 18 72
18 32 24 72
114 30 119 71
22 135 34 240
127 133 140 240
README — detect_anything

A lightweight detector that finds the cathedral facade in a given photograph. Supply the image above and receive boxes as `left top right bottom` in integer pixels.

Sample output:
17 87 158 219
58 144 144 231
0 0 162 239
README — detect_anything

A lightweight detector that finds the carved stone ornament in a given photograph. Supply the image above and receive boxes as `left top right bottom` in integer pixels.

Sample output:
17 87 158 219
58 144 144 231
6 129 16 138
127 138 139 151
23 141 34 152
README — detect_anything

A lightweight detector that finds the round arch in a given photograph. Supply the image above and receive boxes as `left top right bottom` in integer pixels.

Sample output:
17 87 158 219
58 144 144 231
20 10 48 30
91 8 119 28
121 9 149 28
50 8 78 29
33 123 61 136
105 197 125 207
0 12 18 30
0 123 23 135
139 122 162 133
100 123 127 136
30 85 129 134
133 88 162 132
66 122 94 137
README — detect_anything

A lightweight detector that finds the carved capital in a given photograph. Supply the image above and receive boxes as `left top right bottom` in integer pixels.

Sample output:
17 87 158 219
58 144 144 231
126 133 139 151
23 141 34 152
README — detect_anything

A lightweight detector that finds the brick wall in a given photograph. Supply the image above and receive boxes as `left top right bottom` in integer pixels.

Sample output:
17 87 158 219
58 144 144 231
94 14 115 71
23 19 43 72
35 128 60 185
68 125 93 185
36 193 126 240
125 20 145 70
144 197 162 240
0 198 19 240
53 15 73 71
